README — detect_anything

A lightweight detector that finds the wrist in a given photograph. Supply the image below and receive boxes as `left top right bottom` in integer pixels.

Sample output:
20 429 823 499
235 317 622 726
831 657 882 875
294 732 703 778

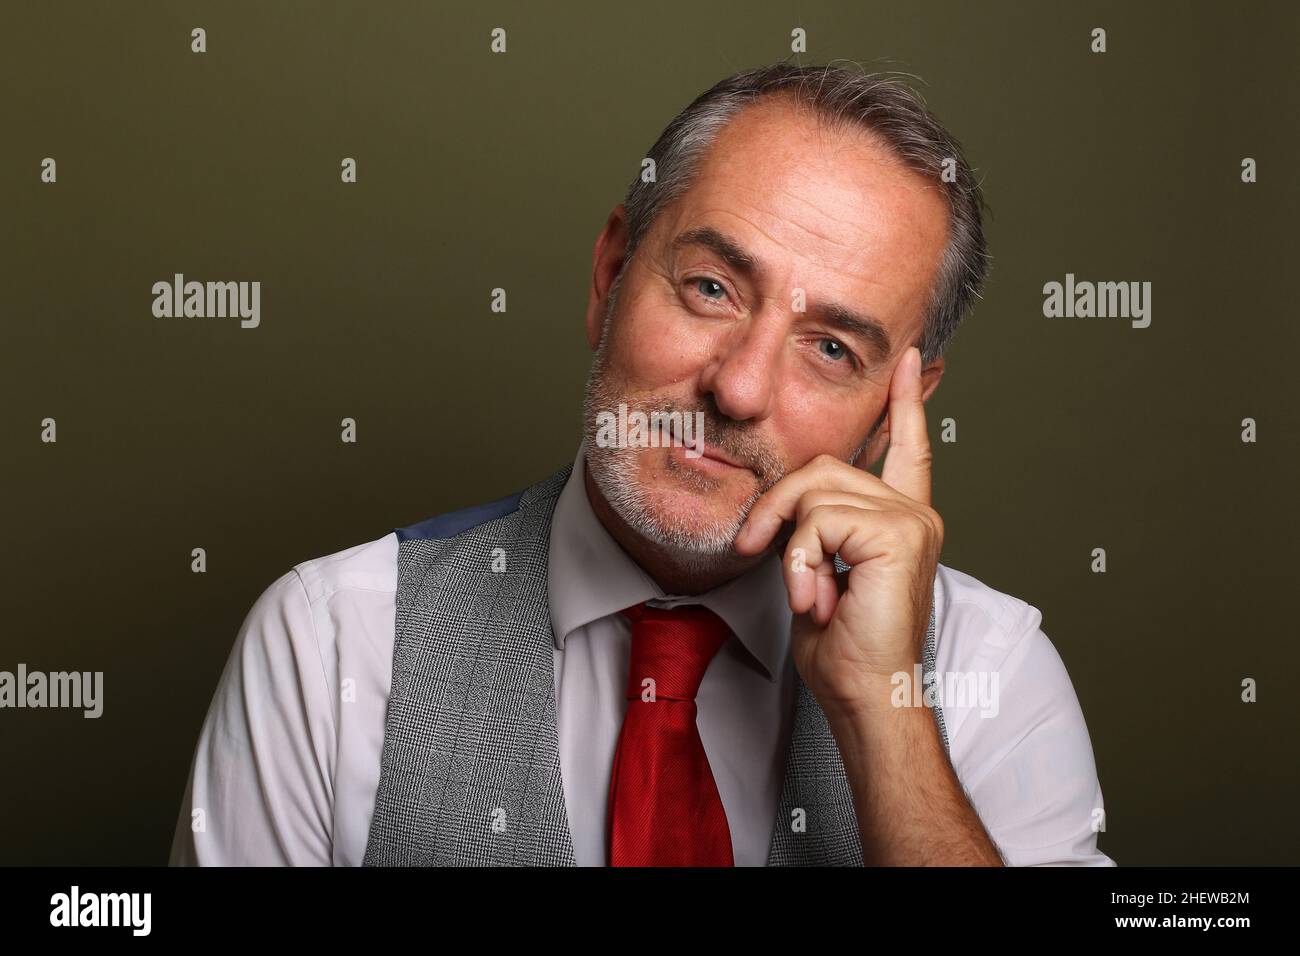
826 695 938 726
818 668 923 724
823 682 944 750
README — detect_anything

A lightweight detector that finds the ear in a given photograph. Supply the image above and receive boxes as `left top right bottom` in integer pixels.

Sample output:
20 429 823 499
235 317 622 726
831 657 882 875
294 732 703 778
918 355 945 403
586 205 630 351
855 355 946 471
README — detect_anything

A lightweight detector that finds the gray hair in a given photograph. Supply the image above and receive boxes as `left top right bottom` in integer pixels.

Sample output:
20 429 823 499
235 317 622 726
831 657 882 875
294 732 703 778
618 61 990 366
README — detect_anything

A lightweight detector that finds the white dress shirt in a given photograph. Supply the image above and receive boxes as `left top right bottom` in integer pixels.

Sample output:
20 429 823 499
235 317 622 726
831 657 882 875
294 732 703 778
170 444 1114 866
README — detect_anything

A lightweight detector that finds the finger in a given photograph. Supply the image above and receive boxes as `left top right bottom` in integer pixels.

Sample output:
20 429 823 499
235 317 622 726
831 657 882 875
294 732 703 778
879 345 933 507
813 563 841 627
793 490 889 528
796 493 890 610
782 504 888 616
783 533 820 616
736 457 894 556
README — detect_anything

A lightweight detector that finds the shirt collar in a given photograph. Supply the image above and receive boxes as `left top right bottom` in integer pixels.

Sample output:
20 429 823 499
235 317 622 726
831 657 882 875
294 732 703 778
546 441 790 682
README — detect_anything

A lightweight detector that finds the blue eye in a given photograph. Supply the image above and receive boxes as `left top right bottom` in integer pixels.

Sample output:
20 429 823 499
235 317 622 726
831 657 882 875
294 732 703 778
819 338 849 361
694 277 727 301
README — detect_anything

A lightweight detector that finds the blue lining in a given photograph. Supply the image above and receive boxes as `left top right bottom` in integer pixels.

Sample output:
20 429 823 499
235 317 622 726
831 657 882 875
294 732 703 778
394 489 525 542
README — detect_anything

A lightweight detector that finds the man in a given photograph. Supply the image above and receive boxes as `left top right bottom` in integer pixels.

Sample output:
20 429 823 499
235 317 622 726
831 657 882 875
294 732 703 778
170 62 1113 866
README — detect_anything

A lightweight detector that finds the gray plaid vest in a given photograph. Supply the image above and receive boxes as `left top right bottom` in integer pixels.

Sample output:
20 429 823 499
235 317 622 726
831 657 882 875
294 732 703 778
362 465 948 866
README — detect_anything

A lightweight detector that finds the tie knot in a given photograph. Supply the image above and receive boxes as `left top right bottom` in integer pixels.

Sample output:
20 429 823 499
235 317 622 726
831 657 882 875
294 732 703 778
620 603 732 701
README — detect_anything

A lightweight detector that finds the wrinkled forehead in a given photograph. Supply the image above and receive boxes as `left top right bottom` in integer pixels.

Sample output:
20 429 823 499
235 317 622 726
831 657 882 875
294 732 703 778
654 98 951 323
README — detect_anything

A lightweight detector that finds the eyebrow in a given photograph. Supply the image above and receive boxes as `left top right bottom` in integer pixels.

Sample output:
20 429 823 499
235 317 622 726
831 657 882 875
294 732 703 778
670 225 894 362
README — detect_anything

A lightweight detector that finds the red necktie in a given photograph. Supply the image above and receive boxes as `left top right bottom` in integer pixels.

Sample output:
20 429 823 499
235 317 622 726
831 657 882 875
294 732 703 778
607 602 735 867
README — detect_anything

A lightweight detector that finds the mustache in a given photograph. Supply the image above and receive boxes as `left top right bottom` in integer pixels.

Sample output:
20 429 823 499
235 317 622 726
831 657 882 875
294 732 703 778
638 397 787 486
582 355 786 486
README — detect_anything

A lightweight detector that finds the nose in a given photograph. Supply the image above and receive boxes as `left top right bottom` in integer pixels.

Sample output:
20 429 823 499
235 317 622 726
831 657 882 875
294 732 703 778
696 314 782 422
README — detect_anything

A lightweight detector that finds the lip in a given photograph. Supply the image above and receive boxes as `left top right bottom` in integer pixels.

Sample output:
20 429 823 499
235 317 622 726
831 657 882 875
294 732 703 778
661 418 747 471
668 442 741 475
695 442 745 469
667 439 749 476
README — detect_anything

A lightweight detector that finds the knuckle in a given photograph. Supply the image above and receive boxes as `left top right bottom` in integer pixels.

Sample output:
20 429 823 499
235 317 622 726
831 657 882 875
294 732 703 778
805 502 834 524
899 510 933 545
794 490 822 523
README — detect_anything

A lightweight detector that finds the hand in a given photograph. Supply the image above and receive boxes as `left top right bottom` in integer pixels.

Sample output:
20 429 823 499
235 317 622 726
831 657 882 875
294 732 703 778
733 346 943 718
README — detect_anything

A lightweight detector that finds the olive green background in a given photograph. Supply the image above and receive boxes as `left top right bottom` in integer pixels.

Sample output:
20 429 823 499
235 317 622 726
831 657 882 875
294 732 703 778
2 0 1296 865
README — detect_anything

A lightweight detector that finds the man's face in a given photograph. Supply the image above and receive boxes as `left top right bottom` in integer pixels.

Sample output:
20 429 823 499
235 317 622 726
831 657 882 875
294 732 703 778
583 96 950 561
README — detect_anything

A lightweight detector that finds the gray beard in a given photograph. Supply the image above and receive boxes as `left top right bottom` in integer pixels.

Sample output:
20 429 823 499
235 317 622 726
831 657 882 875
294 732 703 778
582 363 763 576
579 281 874 580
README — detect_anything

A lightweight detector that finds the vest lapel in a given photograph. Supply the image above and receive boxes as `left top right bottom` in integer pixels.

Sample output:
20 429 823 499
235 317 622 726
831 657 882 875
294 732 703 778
766 590 948 866
363 468 575 866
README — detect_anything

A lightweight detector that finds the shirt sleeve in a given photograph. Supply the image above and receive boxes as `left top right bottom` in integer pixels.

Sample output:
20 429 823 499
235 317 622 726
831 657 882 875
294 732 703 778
169 569 337 866
956 605 1116 866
